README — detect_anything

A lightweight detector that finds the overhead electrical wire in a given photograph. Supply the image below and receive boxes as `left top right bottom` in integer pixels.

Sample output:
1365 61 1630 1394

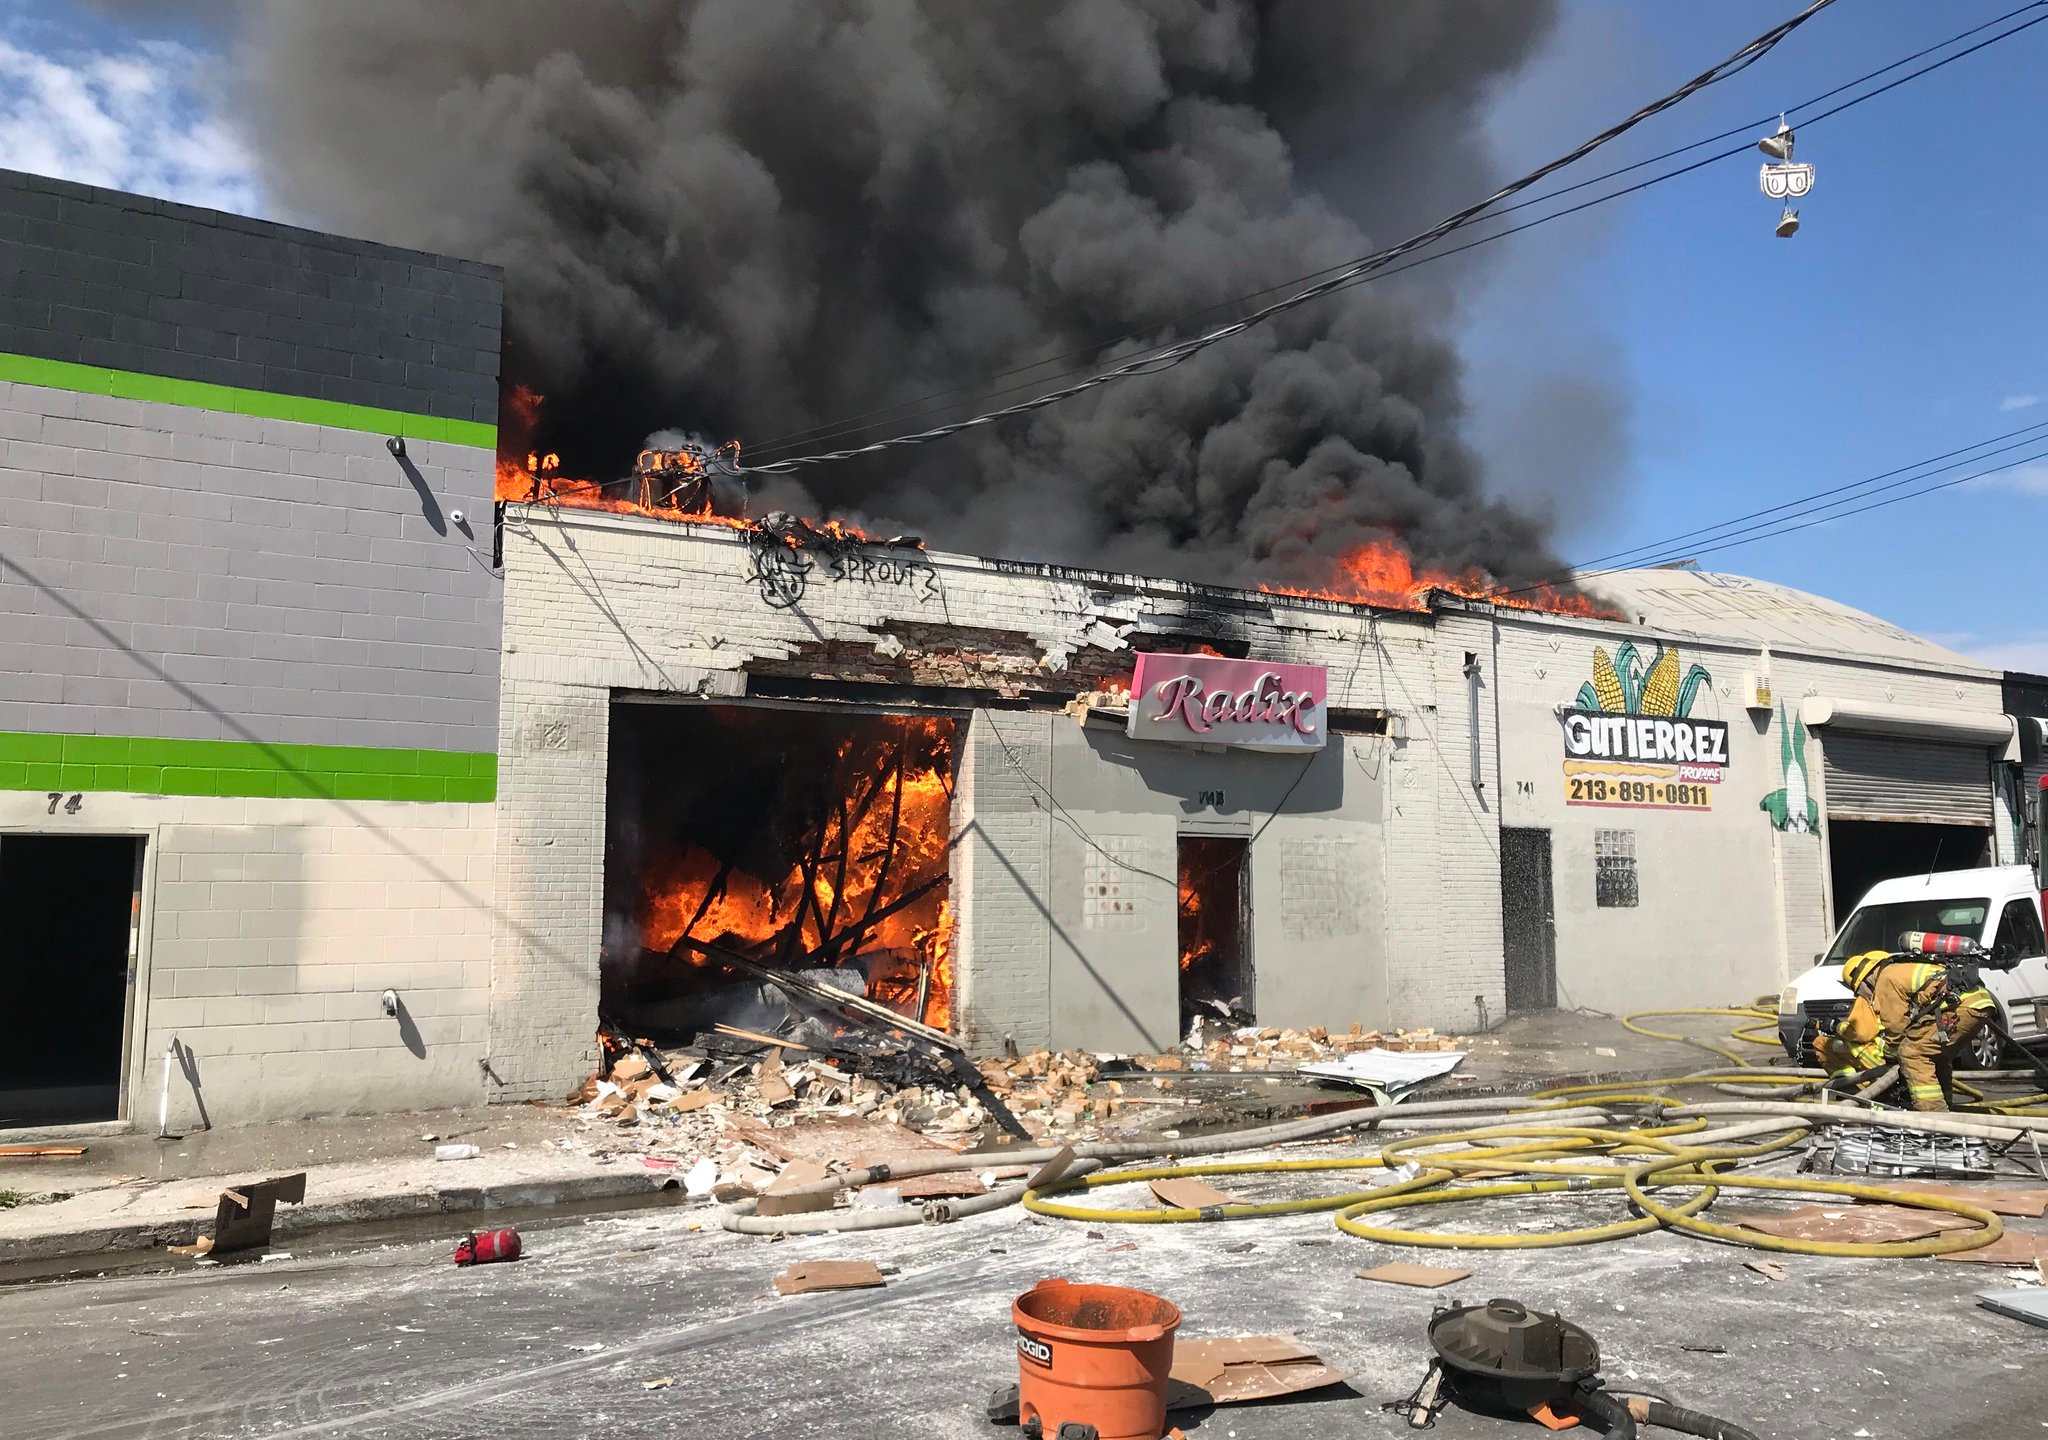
1565 416 2048 574
734 0 1845 475
1480 431 2048 605
1595 443 2048 576
739 0 2045 465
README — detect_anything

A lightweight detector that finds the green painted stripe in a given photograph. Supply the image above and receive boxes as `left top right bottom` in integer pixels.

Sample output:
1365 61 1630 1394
0 352 497 450
0 731 496 803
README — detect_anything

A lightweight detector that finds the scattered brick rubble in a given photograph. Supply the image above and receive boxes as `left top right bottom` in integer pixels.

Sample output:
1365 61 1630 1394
556 1020 1468 1208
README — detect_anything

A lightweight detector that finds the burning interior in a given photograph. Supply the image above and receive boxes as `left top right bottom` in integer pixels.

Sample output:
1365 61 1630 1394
1177 835 1252 1029
602 702 961 1045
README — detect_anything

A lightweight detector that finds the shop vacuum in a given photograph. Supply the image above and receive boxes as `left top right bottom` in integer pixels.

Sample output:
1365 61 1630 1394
1389 1298 1760 1439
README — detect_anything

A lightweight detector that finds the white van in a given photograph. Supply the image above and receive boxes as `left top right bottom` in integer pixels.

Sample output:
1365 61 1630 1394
1776 864 2048 1067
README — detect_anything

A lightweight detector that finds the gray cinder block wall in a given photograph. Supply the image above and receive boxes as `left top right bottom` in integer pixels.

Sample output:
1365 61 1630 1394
0 169 508 1125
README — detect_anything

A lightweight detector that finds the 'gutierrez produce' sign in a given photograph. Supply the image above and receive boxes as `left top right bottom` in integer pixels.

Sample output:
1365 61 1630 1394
1560 644 1726 812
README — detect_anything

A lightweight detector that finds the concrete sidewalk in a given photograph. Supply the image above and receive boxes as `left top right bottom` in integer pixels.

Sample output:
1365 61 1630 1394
0 1010 1739 1264
0 1103 675 1263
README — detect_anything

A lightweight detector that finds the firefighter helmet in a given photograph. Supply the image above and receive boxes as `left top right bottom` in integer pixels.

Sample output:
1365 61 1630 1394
1842 950 1887 992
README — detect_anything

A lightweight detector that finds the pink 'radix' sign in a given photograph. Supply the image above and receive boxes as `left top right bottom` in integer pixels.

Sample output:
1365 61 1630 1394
1125 653 1328 752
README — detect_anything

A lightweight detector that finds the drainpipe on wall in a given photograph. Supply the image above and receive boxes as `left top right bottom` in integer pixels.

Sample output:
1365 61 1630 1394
1463 652 1484 794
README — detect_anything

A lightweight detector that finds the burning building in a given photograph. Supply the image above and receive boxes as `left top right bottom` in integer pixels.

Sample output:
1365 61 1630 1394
486 495 2027 1102
0 169 2028 1130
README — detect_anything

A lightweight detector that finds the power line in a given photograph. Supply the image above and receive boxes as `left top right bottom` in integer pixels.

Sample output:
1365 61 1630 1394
1597 442 2048 574
737 0 1844 476
1569 417 2048 573
740 1 2044 464
1479 424 2048 603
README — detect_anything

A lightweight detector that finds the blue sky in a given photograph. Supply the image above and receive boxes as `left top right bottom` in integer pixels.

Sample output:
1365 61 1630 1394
2 2 2044 665
1461 1 2048 667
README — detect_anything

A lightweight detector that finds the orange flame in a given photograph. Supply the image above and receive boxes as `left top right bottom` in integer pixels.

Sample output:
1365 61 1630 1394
1178 876 1205 972
637 716 957 1031
1262 538 1615 618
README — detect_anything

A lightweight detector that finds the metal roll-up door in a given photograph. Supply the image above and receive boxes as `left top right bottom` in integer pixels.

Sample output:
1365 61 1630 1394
1822 734 1992 825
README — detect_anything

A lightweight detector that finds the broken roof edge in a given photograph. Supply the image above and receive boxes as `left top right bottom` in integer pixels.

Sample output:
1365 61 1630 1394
506 502 1443 625
509 507 1992 681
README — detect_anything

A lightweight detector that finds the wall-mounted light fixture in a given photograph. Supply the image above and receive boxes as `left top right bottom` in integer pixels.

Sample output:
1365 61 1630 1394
386 436 407 459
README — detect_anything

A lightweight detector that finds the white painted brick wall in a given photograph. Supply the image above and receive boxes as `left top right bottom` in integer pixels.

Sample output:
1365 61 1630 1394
955 711 1054 1053
0 788 493 1127
484 683 609 1101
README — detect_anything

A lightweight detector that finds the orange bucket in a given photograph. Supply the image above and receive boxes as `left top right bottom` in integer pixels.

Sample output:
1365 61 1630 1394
1012 1278 1182 1440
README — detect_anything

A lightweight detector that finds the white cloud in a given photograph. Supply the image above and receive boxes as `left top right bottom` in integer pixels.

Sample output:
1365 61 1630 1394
2001 393 2044 412
1967 636 2048 675
0 35 259 213
1966 461 2048 496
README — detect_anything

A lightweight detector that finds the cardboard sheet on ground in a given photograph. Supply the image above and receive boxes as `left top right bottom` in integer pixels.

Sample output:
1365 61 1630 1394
1935 1229 2048 1265
1300 1048 1464 1094
1357 1262 1470 1289
754 1158 835 1217
1731 1204 1978 1243
168 1172 306 1257
1168 1336 1347 1406
1150 1177 1241 1210
1891 1182 2048 1219
855 1151 987 1201
732 1117 959 1164
771 1260 886 1296
1978 1288 2048 1328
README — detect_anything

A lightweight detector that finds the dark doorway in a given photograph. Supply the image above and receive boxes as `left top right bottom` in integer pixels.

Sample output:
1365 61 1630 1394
0 835 143 1127
1178 836 1251 1024
1500 828 1556 1012
1826 819 1990 925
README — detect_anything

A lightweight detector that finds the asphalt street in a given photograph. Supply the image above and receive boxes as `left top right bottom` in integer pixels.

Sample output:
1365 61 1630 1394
2 1171 2041 1440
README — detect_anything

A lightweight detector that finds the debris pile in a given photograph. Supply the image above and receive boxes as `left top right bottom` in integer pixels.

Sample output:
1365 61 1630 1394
557 1014 1473 1208
1161 1023 1466 1072
577 1038 1109 1145
974 1050 1106 1132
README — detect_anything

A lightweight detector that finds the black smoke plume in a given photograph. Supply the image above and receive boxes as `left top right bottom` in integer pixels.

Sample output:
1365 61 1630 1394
208 1 1576 589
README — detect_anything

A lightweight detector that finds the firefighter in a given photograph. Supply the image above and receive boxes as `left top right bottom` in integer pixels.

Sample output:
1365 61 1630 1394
1818 948 1996 1111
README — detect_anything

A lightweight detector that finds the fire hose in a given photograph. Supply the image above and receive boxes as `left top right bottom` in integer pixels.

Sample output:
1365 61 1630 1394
724 1001 2047 1246
1016 1068 2040 1257
719 1094 1625 1234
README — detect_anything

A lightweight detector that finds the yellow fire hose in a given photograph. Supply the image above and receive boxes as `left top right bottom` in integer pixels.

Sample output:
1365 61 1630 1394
1617 1005 1781 1069
1597 1007 2048 1111
1022 1081 2016 1257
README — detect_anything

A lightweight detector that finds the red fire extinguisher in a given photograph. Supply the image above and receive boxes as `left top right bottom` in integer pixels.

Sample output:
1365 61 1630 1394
453 1227 522 1266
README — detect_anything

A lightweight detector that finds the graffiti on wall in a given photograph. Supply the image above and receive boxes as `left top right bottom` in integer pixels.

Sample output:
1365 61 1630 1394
1560 644 1727 812
1760 700 1819 833
746 535 941 610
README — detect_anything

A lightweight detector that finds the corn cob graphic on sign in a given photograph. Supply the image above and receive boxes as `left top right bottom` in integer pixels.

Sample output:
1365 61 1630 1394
1561 643 1727 812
